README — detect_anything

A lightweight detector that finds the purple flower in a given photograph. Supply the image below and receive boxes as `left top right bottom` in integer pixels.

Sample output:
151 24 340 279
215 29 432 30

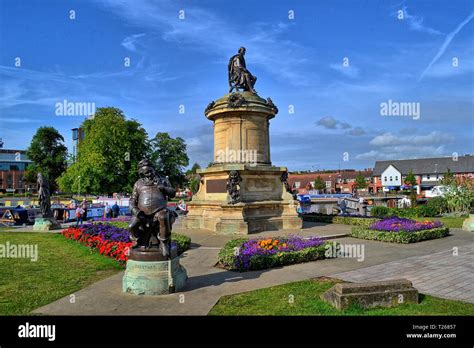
234 235 324 270
369 217 442 232
80 222 132 242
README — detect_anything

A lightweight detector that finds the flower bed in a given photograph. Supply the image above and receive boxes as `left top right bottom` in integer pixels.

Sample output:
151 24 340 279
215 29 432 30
218 235 330 272
370 217 442 232
350 217 449 243
302 213 380 227
61 222 191 265
91 216 132 222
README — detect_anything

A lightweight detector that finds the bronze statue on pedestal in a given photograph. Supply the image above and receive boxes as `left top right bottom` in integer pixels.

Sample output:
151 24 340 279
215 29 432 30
37 173 52 218
228 47 257 94
128 159 177 259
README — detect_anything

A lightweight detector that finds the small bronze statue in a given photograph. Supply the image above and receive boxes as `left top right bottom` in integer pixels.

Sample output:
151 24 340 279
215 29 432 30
37 173 52 218
226 170 242 204
228 47 257 94
128 159 177 258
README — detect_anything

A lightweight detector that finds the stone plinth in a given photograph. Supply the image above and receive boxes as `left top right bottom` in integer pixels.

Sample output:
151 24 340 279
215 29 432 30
321 279 419 310
33 217 61 231
122 245 187 295
185 92 301 234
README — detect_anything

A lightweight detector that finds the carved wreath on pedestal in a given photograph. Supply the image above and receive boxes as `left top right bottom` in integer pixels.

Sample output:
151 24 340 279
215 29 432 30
281 171 296 199
227 93 246 108
205 101 215 113
265 97 278 114
226 170 242 204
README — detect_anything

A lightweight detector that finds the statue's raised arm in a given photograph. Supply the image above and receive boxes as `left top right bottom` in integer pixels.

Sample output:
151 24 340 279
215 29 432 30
228 47 257 94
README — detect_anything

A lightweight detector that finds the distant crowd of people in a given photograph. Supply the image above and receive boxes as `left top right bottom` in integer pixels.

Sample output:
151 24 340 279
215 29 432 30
74 199 121 227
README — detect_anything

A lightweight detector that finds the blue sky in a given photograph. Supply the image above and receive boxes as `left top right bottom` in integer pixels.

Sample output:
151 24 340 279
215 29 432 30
1 0 473 171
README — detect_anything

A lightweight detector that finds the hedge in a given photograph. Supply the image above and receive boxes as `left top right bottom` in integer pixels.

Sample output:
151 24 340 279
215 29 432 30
370 205 440 218
350 226 450 244
218 238 331 272
302 214 380 228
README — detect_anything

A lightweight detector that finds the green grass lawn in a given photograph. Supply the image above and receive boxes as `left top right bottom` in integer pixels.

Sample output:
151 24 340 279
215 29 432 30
413 216 466 229
209 278 474 316
0 232 123 315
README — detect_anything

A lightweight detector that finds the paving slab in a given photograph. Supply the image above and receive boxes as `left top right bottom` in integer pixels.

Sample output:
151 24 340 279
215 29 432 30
33 226 474 315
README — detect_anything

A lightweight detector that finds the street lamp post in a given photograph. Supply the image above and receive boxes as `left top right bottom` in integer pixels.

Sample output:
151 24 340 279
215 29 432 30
78 176 81 199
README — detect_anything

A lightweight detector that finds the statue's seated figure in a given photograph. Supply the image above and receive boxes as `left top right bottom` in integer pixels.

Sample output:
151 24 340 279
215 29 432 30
128 159 177 258
228 47 257 94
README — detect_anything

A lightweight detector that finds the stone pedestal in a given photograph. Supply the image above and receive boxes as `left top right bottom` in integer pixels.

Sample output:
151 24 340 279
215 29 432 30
33 217 61 231
122 245 187 295
321 279 419 310
185 92 301 234
462 213 474 232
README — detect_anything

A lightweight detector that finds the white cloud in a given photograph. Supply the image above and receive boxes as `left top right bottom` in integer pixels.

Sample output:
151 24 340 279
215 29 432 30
399 6 443 35
330 63 359 78
121 33 146 52
357 130 455 160
419 12 474 81
369 131 454 146
356 145 447 160
94 0 315 86
346 127 365 136
317 116 338 129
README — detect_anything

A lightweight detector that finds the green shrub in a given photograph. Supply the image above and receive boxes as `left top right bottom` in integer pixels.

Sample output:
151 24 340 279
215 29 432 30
415 204 438 217
332 216 380 227
107 221 129 229
302 214 380 227
350 226 449 243
218 238 248 269
370 206 390 217
172 233 192 255
426 197 448 215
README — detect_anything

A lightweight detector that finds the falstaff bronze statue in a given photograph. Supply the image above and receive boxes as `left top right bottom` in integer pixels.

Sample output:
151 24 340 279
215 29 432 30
128 159 177 258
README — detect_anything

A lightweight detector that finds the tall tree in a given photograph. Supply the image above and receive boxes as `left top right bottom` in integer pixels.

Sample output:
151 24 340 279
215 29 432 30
186 162 201 176
26 127 68 191
150 132 189 188
313 176 326 191
355 172 368 190
404 170 417 207
57 107 149 195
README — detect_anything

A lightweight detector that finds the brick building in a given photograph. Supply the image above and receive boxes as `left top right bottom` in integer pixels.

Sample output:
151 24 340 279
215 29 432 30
288 169 373 194
0 149 33 193
372 155 474 194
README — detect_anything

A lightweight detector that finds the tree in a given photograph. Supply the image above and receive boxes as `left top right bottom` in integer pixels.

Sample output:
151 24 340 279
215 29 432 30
26 127 68 191
150 132 189 188
57 107 149 195
405 170 417 186
404 170 417 207
441 169 473 213
186 162 201 176
313 176 326 191
355 172 368 191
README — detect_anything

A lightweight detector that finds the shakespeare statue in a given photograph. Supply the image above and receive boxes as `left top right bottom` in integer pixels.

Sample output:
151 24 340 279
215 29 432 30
128 159 177 258
37 173 52 218
228 47 257 93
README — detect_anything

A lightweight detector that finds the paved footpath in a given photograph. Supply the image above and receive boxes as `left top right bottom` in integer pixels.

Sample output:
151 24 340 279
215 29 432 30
334 243 474 303
32 221 474 315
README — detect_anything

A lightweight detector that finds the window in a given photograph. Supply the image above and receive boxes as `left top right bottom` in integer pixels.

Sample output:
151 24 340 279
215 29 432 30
395 176 398 181
384 176 387 182
389 176 392 181
325 181 332 188
294 181 300 188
